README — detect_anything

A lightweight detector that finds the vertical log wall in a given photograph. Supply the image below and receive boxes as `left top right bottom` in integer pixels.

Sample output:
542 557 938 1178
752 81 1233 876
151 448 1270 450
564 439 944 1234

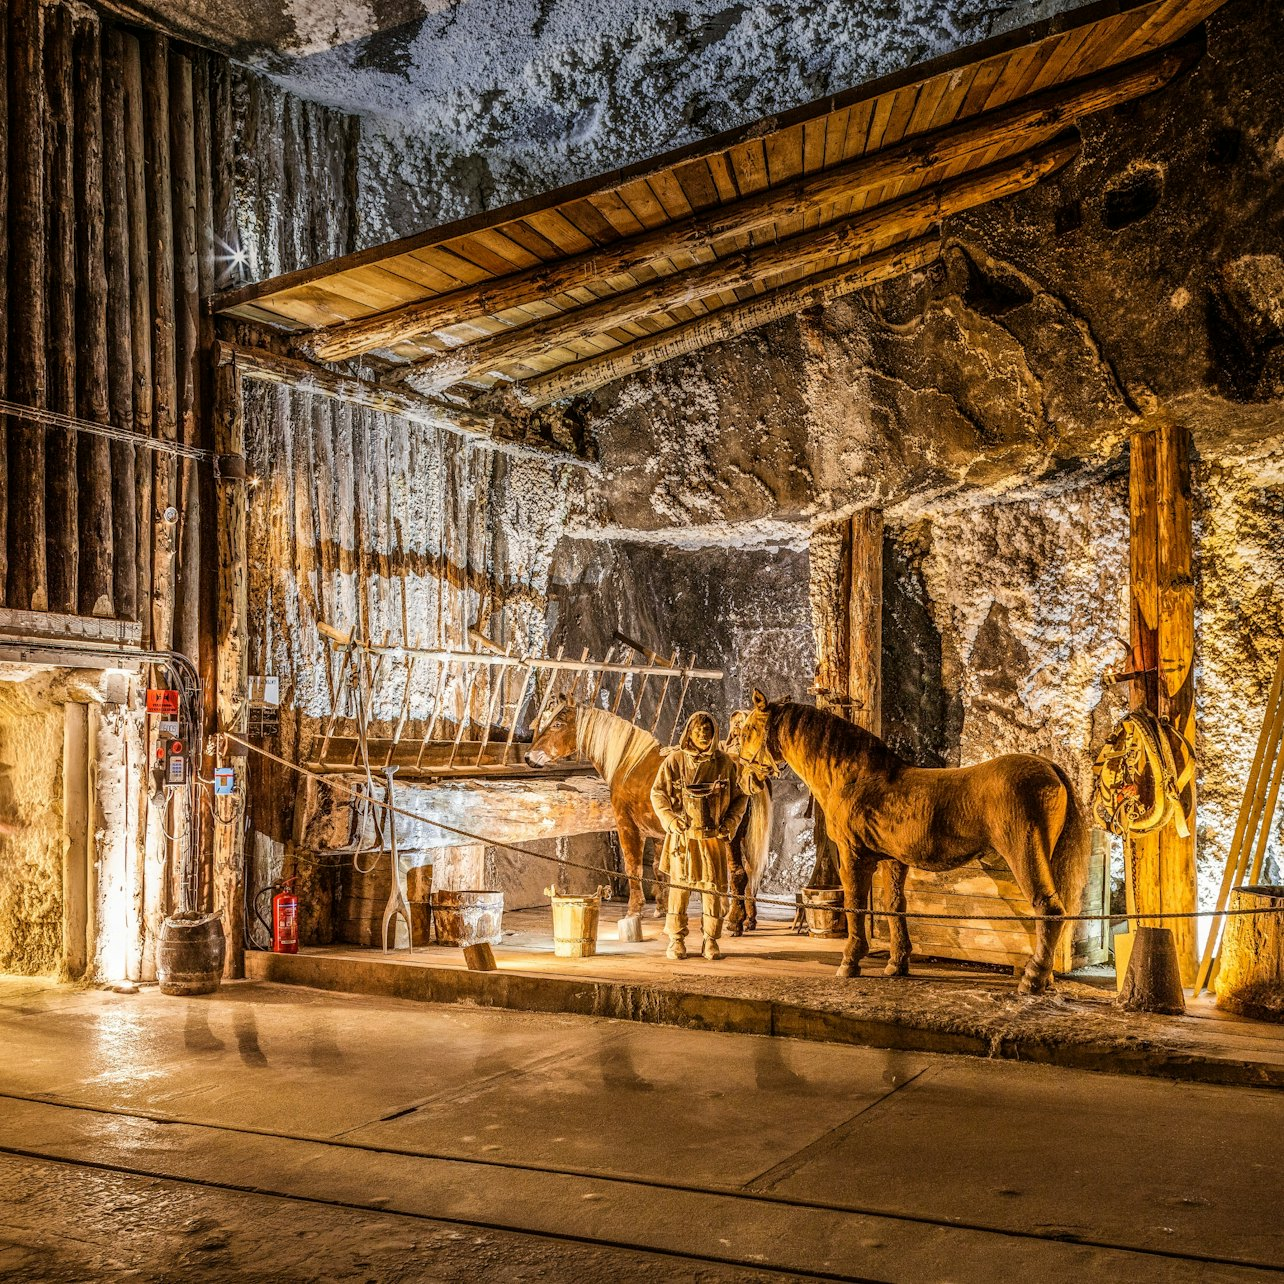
1 0 587 971
1 0 212 632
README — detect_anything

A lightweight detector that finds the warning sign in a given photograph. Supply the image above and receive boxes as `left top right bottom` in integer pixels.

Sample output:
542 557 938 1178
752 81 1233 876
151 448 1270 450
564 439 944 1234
146 689 180 715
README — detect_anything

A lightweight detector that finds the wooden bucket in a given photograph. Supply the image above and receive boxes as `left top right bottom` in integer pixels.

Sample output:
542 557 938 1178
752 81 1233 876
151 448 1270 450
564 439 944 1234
548 889 602 958
158 912 226 996
1216 885 1284 1022
801 887 847 938
432 890 504 947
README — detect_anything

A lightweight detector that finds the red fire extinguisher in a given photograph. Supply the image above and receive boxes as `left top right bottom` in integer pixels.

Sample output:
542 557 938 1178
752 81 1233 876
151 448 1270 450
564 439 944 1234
272 880 299 954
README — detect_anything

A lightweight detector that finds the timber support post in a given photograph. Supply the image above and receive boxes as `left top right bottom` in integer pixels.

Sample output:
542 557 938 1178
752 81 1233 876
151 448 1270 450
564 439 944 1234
807 510 884 892
213 358 248 976
1127 423 1198 985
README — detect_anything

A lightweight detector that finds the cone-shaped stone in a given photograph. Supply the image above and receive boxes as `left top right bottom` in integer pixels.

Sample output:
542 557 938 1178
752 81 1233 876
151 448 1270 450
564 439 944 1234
1118 925 1187 1015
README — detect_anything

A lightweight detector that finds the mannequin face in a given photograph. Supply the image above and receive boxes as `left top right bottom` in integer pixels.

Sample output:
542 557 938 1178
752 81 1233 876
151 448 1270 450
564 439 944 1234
689 716 714 750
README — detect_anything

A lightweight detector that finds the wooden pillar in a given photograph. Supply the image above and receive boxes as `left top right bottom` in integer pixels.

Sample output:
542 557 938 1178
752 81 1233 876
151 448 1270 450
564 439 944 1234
7 0 47 611
171 50 201 662
121 32 153 645
213 360 248 976
62 701 90 980
848 509 884 738
1128 424 1198 983
74 15 115 619
807 510 884 887
0 0 8 601
144 33 177 652
194 55 219 914
43 3 77 614
103 28 138 625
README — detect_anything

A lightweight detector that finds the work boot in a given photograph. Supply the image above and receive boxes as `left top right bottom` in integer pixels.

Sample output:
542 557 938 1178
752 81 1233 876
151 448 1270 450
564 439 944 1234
666 937 687 961
701 936 722 961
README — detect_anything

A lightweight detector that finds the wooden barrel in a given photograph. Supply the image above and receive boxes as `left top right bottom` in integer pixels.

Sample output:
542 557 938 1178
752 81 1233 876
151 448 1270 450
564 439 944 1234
432 890 504 947
1216 885 1284 1022
549 892 600 958
802 887 847 938
157 913 226 996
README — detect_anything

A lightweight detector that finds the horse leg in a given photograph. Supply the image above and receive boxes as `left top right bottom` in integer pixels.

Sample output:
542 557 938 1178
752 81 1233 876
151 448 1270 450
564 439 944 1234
835 849 875 979
726 856 748 936
616 821 647 919
883 860 912 978
1006 837 1067 995
648 839 668 918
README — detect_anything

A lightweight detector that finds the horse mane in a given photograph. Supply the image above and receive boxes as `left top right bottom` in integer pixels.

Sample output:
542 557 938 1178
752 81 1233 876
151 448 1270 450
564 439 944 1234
772 702 904 771
576 706 660 785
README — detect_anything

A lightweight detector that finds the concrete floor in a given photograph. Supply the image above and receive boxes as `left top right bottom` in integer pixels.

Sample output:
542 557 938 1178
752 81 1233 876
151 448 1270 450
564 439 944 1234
251 904 1284 1089
0 977 1281 1282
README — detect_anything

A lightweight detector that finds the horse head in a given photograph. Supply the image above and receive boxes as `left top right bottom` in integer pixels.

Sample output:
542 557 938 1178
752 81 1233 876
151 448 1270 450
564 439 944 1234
733 689 781 774
524 694 578 767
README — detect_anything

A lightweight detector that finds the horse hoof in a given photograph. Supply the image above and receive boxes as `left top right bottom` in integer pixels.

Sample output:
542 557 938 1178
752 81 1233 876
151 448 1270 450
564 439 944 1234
728 925 743 938
883 961 910 978
835 961 860 979
1017 970 1052 996
745 920 757 933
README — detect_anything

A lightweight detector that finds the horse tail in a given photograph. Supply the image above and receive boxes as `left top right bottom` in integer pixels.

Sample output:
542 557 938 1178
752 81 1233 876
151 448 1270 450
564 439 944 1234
1048 762 1092 918
742 783 773 894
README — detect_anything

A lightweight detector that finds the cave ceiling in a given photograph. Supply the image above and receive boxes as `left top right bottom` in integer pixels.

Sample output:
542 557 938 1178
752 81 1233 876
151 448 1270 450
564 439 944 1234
134 0 1096 186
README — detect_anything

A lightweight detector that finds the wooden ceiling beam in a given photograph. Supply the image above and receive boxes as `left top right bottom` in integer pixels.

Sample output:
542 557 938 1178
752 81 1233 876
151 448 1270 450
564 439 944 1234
499 236 942 408
392 133 1078 393
300 43 1190 366
212 341 590 467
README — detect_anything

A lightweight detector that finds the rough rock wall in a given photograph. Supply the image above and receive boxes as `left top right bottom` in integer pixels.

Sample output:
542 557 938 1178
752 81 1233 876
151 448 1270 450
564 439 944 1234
544 0 1283 911
1196 453 1284 885
226 71 594 930
547 538 815 895
293 0 1086 241
0 680 64 975
912 480 1130 802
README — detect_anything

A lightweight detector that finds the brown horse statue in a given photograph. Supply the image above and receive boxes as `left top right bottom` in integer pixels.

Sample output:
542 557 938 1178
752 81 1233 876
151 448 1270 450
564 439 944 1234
526 697 771 927
736 692 1091 994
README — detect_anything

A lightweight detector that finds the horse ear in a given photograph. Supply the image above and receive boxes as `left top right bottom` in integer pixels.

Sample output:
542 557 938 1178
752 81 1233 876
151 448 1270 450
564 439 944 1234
565 692 577 707
752 689 767 711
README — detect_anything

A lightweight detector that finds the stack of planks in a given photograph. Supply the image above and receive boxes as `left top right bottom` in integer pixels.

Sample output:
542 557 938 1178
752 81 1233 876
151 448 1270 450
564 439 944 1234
873 834 1112 974
337 857 434 948
1195 642 1284 995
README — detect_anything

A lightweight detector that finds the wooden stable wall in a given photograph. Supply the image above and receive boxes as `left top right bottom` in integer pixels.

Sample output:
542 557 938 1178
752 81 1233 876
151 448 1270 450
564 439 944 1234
0 0 217 650
0 0 388 974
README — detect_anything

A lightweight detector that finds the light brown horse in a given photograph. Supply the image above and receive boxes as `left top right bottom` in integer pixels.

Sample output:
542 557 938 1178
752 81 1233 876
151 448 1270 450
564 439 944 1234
526 697 770 926
736 692 1090 994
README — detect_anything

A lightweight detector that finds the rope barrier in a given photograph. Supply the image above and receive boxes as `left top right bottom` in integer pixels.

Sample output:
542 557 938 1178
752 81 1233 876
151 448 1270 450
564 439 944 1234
225 734 1282 926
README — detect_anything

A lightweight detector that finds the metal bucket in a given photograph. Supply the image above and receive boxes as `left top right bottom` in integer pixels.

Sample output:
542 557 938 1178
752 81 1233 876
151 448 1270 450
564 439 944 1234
158 912 226 995
547 887 603 958
431 889 503 947
801 887 847 939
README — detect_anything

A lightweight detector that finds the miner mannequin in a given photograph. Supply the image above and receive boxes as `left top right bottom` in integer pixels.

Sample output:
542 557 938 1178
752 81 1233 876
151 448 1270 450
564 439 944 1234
651 711 748 960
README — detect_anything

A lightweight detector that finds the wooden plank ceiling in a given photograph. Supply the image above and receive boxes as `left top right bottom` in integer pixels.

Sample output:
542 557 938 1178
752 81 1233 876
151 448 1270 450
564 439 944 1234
215 0 1223 413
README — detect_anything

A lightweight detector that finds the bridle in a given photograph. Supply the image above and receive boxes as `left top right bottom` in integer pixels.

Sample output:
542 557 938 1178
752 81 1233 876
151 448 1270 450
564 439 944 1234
734 712 780 778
